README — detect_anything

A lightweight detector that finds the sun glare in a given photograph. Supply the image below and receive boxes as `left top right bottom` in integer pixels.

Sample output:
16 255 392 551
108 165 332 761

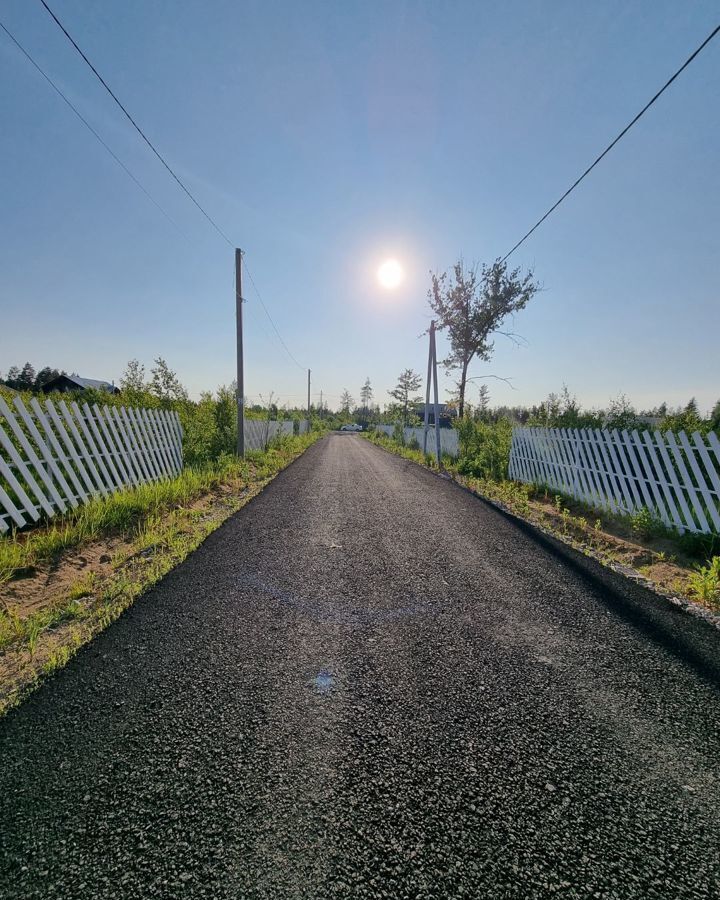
377 258 404 290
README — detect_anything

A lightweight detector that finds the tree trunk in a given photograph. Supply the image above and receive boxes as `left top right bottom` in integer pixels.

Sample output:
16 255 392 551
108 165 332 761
458 358 470 418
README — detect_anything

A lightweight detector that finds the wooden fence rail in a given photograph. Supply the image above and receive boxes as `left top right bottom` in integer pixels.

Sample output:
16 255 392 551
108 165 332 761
0 396 183 533
509 426 720 535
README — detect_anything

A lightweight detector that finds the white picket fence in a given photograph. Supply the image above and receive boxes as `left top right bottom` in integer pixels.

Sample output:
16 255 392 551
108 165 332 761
509 426 720 534
375 424 460 457
244 418 295 451
0 395 183 533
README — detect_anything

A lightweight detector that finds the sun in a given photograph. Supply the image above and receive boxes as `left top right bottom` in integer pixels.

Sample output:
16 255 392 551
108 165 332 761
377 258 404 290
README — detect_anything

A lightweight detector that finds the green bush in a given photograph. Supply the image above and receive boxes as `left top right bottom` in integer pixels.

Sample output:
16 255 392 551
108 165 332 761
456 418 513 481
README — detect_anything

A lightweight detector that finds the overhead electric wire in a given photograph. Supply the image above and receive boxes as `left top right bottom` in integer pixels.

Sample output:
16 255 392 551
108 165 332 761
38 0 307 374
0 19 187 237
502 22 720 262
38 0 234 247
243 262 307 371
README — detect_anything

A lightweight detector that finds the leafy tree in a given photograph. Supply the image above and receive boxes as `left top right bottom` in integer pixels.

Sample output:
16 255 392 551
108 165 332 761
120 360 147 396
710 399 720 434
34 367 60 390
17 362 36 390
340 389 354 415
3 366 21 389
428 258 539 417
388 368 422 425
150 358 187 405
605 393 639 431
360 377 373 416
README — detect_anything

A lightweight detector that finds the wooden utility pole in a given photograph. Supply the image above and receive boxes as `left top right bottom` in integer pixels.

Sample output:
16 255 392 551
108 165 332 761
422 320 442 467
307 369 311 420
235 248 245 457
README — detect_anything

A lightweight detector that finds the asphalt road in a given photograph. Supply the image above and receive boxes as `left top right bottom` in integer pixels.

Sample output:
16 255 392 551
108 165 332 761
2 433 720 899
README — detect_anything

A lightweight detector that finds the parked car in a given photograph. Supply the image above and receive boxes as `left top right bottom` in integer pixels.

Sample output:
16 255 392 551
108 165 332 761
340 423 363 432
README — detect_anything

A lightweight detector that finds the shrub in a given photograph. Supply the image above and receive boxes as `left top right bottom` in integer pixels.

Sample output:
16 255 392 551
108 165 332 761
456 418 512 481
687 557 720 609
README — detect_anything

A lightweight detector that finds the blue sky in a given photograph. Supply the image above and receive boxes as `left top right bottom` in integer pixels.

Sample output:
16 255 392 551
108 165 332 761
1 0 718 413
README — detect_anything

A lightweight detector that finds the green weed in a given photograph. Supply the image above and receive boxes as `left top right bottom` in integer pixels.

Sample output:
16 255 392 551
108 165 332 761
686 557 720 609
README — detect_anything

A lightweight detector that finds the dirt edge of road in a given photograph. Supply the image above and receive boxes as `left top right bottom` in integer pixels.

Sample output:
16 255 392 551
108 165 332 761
364 434 720 632
0 436 322 717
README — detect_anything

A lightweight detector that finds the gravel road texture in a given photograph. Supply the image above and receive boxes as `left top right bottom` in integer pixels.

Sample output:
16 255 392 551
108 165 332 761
1 433 719 899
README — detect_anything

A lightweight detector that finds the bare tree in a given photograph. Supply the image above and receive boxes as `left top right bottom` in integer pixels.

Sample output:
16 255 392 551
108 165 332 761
388 368 422 425
428 258 539 417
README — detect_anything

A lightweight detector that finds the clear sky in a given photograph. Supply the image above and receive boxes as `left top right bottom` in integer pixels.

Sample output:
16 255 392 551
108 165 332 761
1 1 718 413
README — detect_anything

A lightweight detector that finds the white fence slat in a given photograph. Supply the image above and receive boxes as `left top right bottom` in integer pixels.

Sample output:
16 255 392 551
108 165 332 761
0 419 53 519
121 407 153 483
82 403 125 491
610 429 643 511
137 408 167 478
168 410 184 468
597 429 633 514
619 429 658 516
30 397 87 506
630 431 669 525
509 425 720 535
704 432 720 490
664 431 709 533
0 455 36 524
92 403 132 488
45 399 94 500
678 431 720 533
58 400 107 498
11 397 70 514
653 430 695 532
70 401 115 496
0 398 186 532
106 406 141 485
0 397 65 516
642 431 684 530
145 409 173 477
157 410 182 471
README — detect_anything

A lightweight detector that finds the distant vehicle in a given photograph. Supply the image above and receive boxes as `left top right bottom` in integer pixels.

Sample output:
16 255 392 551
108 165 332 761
340 423 363 432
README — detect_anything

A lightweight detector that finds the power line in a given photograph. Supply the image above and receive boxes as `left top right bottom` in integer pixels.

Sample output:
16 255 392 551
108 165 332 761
38 0 234 247
502 23 720 262
0 19 187 238
243 261 306 371
38 0 307 374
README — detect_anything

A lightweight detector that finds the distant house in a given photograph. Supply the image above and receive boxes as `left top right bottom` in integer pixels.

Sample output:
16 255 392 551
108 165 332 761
411 403 457 428
41 374 120 395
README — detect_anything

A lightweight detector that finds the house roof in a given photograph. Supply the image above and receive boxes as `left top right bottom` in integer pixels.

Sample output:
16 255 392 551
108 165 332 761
42 374 118 392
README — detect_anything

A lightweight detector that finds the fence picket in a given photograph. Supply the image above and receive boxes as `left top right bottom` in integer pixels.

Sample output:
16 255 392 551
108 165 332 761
0 397 185 532
0 420 54 519
58 400 107 497
45 399 94 499
11 397 70 514
664 431 709 533
509 425 720 535
678 431 720 533
70 401 115 495
92 404 132 488
0 397 66 515
79 402 123 492
30 397 88 505
106 406 141 485
121 407 153 483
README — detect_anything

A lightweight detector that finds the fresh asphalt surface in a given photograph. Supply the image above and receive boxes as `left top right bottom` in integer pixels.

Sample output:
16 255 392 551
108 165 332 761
2 434 720 899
